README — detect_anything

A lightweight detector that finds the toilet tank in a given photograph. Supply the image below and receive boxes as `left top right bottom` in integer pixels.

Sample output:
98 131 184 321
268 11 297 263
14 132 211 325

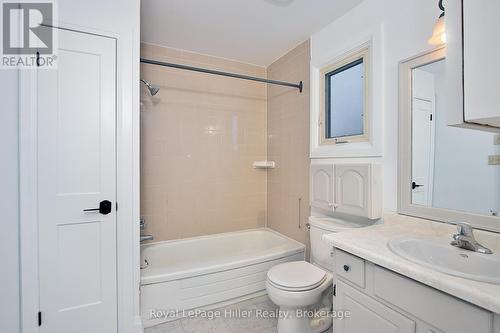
309 217 366 272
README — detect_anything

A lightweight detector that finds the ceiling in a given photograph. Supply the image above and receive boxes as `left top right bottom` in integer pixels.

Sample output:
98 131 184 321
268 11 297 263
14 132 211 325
140 0 363 67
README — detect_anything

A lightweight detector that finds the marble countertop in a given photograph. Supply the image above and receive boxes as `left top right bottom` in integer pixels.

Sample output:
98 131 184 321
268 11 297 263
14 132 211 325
323 212 500 314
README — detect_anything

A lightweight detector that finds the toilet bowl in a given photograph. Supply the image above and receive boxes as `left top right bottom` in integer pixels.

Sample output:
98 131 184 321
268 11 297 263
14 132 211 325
267 261 333 333
266 216 372 333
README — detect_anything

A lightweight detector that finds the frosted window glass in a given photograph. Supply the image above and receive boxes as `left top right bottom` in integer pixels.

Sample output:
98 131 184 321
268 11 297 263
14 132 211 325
326 59 364 139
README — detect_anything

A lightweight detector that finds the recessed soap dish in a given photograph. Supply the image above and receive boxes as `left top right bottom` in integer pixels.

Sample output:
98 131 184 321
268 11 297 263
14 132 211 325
253 161 276 169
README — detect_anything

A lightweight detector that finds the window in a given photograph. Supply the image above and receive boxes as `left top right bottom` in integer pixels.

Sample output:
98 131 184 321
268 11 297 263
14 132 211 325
319 48 369 145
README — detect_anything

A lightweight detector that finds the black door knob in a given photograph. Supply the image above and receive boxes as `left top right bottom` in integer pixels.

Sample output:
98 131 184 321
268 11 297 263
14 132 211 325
84 200 112 215
412 182 423 190
343 265 350 272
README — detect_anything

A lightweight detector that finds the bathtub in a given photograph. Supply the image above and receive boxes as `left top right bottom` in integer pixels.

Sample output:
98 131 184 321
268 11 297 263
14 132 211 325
140 228 305 327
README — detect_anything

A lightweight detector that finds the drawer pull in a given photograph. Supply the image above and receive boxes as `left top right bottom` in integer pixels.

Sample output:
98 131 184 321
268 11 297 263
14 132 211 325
343 265 350 272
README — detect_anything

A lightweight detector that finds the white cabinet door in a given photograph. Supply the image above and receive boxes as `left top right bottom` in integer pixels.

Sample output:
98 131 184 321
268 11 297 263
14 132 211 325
463 0 500 127
335 281 416 333
334 164 369 217
310 164 335 211
334 164 382 219
37 27 117 333
446 0 500 131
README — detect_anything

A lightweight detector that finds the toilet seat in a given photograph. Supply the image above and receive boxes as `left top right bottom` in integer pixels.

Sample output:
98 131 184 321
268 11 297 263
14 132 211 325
266 270 333 308
267 261 327 292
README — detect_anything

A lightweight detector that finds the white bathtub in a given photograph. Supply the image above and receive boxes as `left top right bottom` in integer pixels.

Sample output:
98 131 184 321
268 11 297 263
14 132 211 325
140 228 305 327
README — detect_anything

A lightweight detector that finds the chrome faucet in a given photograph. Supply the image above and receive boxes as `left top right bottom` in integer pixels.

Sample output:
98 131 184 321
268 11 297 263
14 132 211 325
140 235 154 242
139 218 154 242
450 222 492 254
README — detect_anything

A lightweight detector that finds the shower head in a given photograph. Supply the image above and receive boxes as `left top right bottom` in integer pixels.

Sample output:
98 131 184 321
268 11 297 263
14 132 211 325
140 79 160 96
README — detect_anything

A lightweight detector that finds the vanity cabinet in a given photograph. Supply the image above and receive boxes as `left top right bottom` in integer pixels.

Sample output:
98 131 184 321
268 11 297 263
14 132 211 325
334 250 499 333
446 0 500 130
310 163 382 219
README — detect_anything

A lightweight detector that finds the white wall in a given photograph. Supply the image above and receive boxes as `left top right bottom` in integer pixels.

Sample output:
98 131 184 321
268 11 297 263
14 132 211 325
0 69 20 333
432 70 500 215
311 0 441 211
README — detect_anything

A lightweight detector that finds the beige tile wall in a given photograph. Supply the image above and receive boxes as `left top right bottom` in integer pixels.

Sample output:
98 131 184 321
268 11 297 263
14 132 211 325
140 43 267 241
267 40 311 255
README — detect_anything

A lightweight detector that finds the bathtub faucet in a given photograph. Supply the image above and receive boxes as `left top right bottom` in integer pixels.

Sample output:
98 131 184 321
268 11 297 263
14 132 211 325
140 234 154 242
139 218 153 242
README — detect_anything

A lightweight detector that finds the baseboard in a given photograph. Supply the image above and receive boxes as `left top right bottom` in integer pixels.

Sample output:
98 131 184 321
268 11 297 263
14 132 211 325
134 315 144 333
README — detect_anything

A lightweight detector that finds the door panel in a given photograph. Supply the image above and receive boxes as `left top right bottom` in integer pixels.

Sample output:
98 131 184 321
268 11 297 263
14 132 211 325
411 98 434 206
56 48 102 194
37 27 117 333
335 281 415 333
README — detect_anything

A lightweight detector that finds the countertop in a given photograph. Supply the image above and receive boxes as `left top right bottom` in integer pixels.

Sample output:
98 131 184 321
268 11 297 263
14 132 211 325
323 212 500 314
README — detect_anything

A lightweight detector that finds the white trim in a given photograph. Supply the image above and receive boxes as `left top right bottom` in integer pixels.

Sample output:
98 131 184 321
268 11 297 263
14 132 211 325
19 66 39 333
427 96 436 206
134 316 144 333
19 23 141 333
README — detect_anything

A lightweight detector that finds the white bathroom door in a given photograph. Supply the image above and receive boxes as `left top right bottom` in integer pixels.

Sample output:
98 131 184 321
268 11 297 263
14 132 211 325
37 27 117 333
411 69 436 206
411 97 435 206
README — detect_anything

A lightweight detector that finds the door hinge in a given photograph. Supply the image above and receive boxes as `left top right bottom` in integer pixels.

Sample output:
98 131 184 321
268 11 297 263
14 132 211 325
333 284 336 297
430 114 433 121
36 51 40 67
38 311 42 326
116 202 118 211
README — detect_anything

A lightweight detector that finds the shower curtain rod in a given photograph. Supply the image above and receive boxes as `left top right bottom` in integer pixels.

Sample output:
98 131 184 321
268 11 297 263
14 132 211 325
140 58 303 93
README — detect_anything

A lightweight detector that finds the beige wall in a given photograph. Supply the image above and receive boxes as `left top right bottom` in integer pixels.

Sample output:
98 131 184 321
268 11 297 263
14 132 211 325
267 40 311 254
140 43 267 241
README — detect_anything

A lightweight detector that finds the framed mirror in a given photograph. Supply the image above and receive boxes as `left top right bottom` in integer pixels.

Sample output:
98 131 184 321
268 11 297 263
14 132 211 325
398 47 500 232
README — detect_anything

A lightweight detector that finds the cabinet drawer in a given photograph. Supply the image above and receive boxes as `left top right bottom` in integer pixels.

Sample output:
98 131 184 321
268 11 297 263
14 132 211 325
335 250 365 288
373 266 493 333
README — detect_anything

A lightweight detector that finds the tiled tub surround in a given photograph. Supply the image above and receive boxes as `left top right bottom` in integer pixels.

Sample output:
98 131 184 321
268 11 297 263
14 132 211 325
140 43 267 241
323 213 500 314
267 40 311 254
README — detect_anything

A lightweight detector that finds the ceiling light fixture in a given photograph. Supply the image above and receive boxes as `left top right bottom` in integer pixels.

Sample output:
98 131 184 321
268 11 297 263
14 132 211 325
428 0 446 45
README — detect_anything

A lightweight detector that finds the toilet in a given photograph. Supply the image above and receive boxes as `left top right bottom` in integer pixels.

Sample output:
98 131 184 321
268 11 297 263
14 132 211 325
266 216 367 333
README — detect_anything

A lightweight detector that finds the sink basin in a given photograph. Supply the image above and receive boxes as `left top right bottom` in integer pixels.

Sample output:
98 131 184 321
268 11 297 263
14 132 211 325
388 237 500 284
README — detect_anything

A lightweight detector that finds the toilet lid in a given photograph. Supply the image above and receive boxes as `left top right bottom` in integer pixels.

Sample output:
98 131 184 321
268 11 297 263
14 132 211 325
267 261 326 291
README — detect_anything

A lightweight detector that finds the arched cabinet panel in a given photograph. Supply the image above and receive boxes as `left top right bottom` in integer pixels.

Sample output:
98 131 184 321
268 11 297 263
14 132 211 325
310 164 335 211
310 163 382 219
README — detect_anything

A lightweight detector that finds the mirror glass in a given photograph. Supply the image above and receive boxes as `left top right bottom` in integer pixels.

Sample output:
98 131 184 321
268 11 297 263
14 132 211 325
411 59 500 217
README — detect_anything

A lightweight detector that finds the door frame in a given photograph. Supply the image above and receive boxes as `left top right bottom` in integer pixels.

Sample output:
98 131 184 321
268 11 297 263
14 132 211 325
19 24 141 333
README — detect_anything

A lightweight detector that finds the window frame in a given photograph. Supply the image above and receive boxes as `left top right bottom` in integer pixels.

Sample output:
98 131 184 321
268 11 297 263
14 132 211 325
319 47 370 145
